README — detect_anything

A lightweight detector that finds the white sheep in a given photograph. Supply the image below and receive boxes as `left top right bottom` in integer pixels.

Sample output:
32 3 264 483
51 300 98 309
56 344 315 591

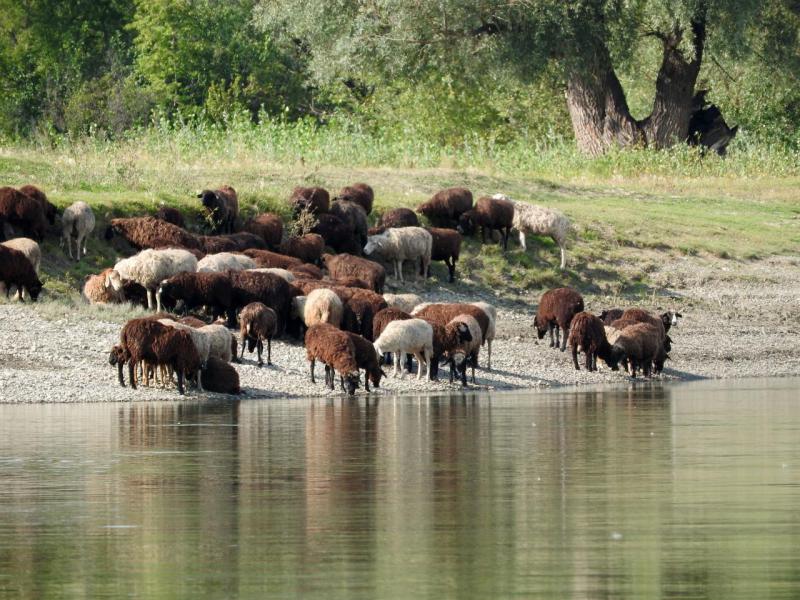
447 314 483 384
61 201 95 261
114 248 198 311
363 226 432 282
1 238 41 300
292 288 344 329
470 301 496 369
247 267 296 282
373 318 433 379
159 318 211 391
199 323 234 362
383 293 423 314
492 193 570 269
197 252 256 273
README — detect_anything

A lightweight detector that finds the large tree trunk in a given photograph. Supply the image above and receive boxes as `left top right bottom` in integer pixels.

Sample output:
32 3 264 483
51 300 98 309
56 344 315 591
565 15 707 155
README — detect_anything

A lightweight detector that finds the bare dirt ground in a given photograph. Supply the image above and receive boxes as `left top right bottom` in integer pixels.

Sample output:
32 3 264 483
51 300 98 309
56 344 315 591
0 255 798 403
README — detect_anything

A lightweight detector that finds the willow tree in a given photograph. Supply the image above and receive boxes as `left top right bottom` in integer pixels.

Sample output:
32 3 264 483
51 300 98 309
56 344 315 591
255 0 797 155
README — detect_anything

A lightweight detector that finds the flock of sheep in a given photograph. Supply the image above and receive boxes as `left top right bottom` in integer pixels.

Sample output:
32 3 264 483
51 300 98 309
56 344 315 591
0 181 678 397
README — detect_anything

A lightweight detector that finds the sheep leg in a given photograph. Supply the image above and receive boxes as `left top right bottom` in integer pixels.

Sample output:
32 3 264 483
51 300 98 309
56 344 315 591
364 372 370 392
309 358 316 384
413 352 425 380
197 369 204 392
65 236 73 260
129 361 137 390
471 352 477 384
584 350 592 371
240 336 246 360
117 360 126 387
393 353 402 378
572 346 580 370
75 234 82 261
559 326 567 352
256 340 263 367
177 370 185 395
547 323 555 348
559 245 566 270
396 259 403 282
518 230 527 250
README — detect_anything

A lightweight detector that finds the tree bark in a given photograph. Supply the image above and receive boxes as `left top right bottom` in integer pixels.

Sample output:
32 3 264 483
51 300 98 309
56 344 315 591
564 14 707 155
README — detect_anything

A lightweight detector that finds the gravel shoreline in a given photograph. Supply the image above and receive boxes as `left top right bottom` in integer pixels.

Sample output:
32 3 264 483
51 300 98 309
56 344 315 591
1 255 798 403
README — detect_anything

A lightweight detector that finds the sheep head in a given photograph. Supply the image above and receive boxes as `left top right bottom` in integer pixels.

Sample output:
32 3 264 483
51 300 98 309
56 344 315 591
344 372 360 396
27 278 43 302
363 232 390 256
105 269 123 292
456 210 476 236
533 316 547 340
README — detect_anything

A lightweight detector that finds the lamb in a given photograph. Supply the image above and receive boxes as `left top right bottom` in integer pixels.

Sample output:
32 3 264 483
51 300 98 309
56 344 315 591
611 309 671 353
197 252 256 273
336 183 374 215
243 248 303 269
292 288 344 332
61 201 95 261
115 318 201 394
609 322 669 377
105 217 201 250
345 331 384 391
158 318 212 390
200 357 241 394
156 271 232 321
321 253 386 294
154 206 186 229
18 185 58 227
373 318 434 379
457 196 514 251
566 312 615 371
0 187 47 241
280 233 325 264
493 194 570 269
198 185 238 234
304 323 361 395
82 268 126 305
363 226 432 282
227 270 297 332
329 200 369 250
289 264 323 280
383 293 422 314
248 267 296 282
661 311 683 333
242 213 283 249
425 227 461 282
533 287 585 351
378 208 419 229
0 245 43 302
289 187 330 215
445 314 483 385
311 213 352 251
416 187 473 228
114 248 198 311
413 303 492 369
238 302 277 366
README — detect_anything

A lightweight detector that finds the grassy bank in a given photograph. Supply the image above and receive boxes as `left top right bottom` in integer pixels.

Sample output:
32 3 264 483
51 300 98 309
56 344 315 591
1 129 799 302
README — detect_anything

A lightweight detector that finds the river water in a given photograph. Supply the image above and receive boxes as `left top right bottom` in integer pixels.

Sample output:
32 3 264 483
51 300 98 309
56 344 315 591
0 378 799 599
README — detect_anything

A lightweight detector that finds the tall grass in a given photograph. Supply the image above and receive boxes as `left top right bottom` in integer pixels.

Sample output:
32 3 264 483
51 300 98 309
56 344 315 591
4 113 798 195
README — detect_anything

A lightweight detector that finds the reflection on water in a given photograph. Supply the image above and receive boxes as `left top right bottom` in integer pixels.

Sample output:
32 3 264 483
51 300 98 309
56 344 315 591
0 379 799 599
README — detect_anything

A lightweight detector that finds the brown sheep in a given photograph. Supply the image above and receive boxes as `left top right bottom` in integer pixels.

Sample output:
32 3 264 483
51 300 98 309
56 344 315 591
609 322 668 377
243 248 303 269
199 232 266 253
200 357 241 394
379 207 419 229
239 302 277 366
114 318 202 395
82 268 125 305
598 308 624 325
289 187 330 215
336 183 374 215
311 212 351 251
280 233 325 264
416 187 473 228
0 187 47 241
417 315 473 382
0 245 43 301
457 196 515 250
156 271 233 322
289 264 323 279
154 206 186 229
321 253 386 294
105 217 201 250
227 269 299 332
18 185 58 227
198 185 239 234
345 331 384 391
425 227 461 282
242 213 283 249
305 323 360 395
534 287 585 351
329 200 369 250
567 312 615 371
